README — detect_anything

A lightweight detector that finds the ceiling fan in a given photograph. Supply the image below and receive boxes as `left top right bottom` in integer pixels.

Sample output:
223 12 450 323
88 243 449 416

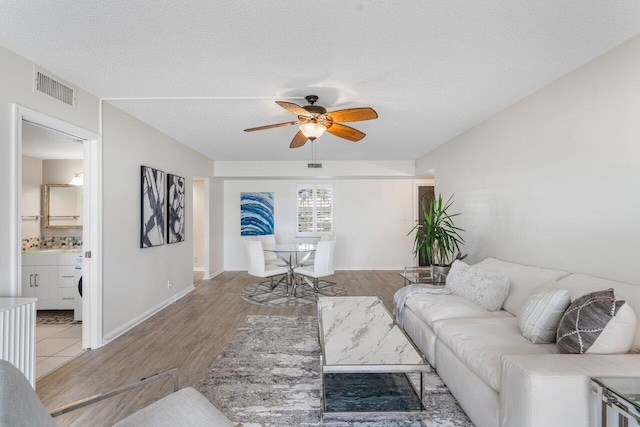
244 95 378 148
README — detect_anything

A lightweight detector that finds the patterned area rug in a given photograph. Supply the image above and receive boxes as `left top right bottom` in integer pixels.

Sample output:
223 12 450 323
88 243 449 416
241 281 347 307
196 315 473 426
37 310 77 325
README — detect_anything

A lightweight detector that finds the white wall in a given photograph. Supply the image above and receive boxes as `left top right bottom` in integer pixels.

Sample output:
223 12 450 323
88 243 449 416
215 160 415 178
101 102 214 339
0 44 100 296
42 159 83 185
1 43 223 343
21 156 43 239
415 35 640 286
224 179 416 271
209 178 225 277
192 179 205 269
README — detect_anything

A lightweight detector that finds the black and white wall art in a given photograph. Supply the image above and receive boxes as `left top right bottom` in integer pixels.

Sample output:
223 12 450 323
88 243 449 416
141 165 165 248
167 173 186 244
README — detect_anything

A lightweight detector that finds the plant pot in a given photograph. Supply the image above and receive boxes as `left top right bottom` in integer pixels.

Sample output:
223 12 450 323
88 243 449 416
432 265 451 276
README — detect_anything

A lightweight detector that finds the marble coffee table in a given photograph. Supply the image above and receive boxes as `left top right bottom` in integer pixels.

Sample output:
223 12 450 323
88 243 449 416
317 296 429 416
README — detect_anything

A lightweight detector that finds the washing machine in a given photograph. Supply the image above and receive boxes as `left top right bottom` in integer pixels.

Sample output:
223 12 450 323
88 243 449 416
74 254 83 321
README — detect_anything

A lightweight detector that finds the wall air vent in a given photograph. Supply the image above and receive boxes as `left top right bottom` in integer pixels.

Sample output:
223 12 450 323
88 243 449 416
33 68 76 108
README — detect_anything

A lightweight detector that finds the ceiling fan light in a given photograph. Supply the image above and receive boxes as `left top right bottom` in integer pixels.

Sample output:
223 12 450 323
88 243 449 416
299 122 326 139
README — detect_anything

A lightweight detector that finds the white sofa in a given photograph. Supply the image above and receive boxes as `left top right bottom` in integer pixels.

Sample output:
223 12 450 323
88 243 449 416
397 257 640 427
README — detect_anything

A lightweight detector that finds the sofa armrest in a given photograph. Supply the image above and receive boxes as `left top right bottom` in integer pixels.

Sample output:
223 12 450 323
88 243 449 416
500 354 640 427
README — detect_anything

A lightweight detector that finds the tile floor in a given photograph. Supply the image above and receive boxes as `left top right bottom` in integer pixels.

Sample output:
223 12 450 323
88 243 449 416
36 324 83 380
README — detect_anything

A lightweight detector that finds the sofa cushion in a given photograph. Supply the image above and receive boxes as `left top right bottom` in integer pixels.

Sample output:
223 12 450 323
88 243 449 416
405 293 512 332
556 289 636 354
472 258 570 315
558 274 640 353
517 282 571 344
445 261 510 311
436 317 558 392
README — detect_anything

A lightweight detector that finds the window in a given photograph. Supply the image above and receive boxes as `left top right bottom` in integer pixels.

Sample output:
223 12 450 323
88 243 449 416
297 184 333 236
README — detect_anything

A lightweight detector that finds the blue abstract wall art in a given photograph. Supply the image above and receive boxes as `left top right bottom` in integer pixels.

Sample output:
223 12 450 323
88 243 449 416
240 192 274 236
167 174 185 244
141 165 165 248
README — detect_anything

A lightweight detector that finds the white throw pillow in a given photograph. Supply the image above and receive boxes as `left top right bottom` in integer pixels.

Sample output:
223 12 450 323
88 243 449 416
517 282 571 344
445 260 510 312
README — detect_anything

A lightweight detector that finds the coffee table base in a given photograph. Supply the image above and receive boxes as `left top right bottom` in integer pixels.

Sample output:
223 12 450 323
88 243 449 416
323 372 425 412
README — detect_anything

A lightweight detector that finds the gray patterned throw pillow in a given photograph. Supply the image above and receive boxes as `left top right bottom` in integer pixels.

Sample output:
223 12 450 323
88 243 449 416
556 288 636 354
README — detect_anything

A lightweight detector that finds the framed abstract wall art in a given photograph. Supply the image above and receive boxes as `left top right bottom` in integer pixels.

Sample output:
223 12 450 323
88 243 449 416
140 165 165 248
167 173 186 244
240 192 274 236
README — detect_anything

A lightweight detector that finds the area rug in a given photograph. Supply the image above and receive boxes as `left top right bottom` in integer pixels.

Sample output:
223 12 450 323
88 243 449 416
195 315 473 426
37 310 77 325
241 281 347 307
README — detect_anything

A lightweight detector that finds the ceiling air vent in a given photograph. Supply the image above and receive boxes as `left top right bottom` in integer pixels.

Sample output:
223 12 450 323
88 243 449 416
34 68 76 107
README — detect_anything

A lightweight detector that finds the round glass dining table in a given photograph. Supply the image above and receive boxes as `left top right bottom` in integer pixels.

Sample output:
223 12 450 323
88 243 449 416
263 243 316 296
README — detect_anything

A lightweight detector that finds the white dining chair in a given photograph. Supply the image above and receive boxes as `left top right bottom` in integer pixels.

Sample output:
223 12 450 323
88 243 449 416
302 234 336 266
295 240 336 291
246 240 288 291
257 234 287 267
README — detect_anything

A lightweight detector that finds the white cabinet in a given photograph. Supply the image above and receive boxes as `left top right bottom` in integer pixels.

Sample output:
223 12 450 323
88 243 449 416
57 265 78 309
26 266 58 309
58 287 76 309
21 255 59 310
22 252 82 310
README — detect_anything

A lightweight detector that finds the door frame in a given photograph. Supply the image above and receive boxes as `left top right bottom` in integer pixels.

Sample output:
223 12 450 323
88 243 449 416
13 104 103 349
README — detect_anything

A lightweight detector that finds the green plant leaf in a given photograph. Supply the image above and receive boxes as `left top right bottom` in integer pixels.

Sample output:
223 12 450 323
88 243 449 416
409 193 465 266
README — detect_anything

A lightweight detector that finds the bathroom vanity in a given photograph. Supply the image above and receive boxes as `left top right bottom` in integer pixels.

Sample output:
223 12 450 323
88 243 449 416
21 251 82 313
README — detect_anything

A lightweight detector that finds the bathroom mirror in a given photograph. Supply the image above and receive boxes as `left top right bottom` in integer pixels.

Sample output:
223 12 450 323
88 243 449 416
44 184 82 229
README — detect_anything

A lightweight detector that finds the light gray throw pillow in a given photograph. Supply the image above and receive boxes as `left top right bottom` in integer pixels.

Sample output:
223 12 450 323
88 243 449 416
445 260 510 311
517 282 571 344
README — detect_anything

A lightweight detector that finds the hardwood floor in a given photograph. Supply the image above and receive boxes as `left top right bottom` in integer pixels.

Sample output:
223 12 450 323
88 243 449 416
36 270 404 426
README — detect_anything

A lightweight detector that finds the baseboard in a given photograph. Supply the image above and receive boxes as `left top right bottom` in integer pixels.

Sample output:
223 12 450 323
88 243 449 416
102 285 195 345
193 267 205 272
205 269 224 280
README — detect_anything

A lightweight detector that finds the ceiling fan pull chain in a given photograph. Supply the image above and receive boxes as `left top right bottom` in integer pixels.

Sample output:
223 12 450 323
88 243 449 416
307 140 322 168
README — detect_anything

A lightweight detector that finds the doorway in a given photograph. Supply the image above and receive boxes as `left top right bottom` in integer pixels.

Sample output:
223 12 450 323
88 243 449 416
13 105 102 356
416 185 435 267
21 121 86 379
192 175 210 279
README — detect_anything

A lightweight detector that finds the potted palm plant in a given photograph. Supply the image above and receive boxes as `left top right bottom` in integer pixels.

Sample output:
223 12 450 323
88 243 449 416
409 194 465 274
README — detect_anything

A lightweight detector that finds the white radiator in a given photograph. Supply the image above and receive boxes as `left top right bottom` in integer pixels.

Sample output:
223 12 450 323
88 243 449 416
0 298 37 387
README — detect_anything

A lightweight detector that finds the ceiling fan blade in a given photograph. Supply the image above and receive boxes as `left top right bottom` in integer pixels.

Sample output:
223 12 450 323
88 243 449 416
276 101 312 117
327 107 378 122
326 123 365 142
290 131 308 148
244 121 299 132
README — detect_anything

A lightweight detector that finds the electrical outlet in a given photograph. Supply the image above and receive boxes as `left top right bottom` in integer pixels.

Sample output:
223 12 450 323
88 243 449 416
167 280 173 289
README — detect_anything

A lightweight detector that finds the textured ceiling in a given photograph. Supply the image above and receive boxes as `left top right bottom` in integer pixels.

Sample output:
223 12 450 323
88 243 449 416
1 1 639 161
